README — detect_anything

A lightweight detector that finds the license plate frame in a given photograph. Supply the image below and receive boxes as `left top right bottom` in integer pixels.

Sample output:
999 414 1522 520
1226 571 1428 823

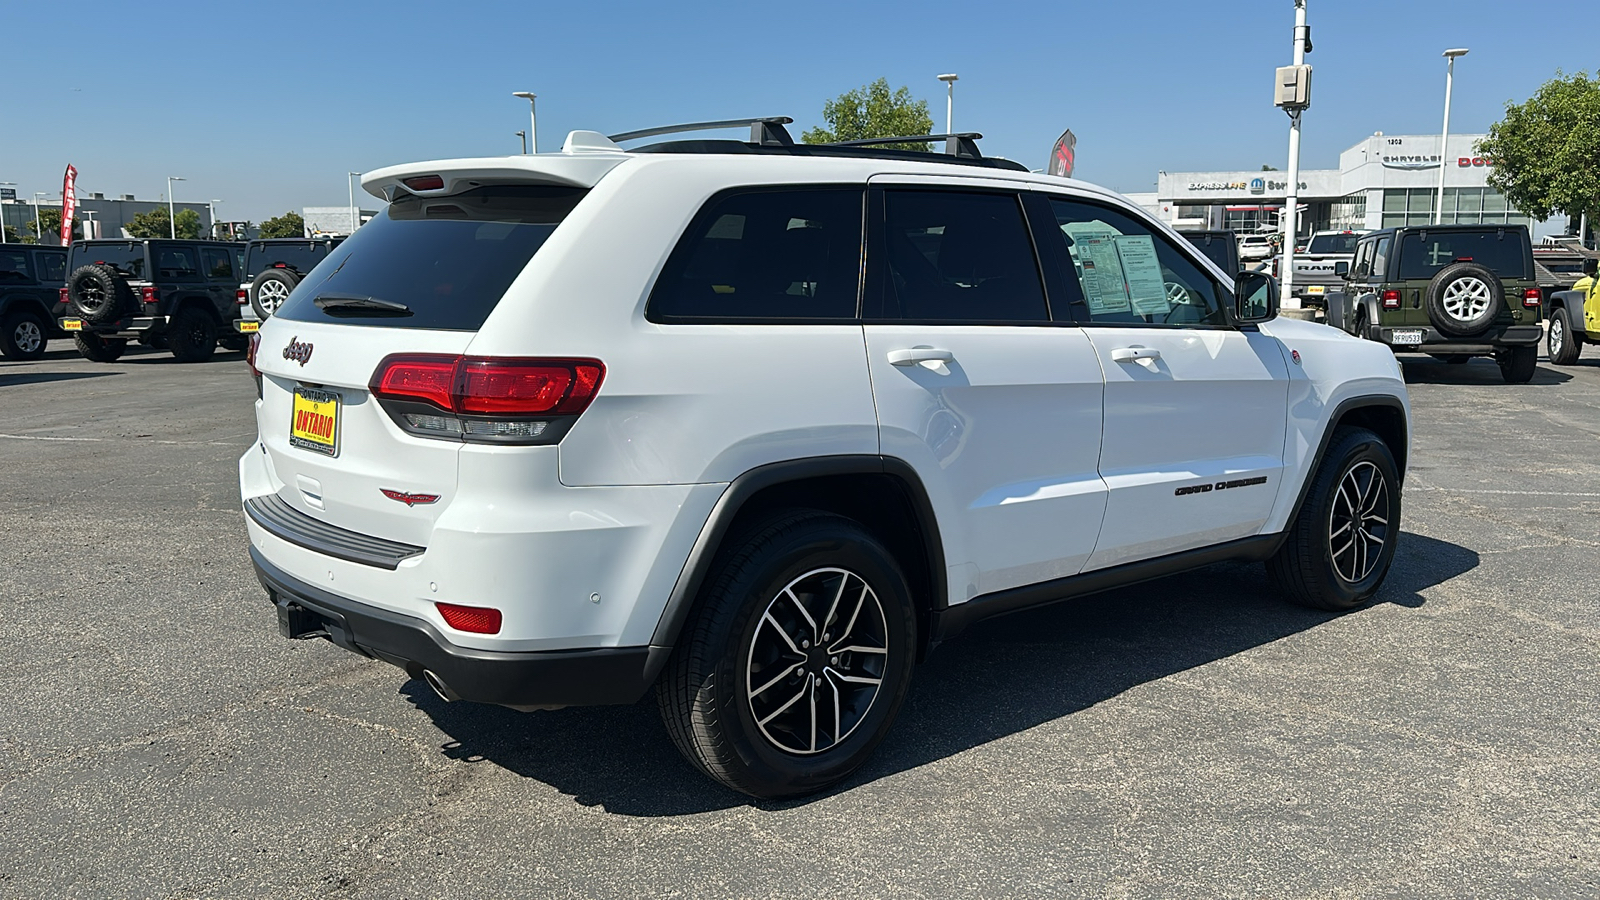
236 320 260 333
290 386 341 457
1391 329 1424 347
62 318 83 331
1306 285 1325 295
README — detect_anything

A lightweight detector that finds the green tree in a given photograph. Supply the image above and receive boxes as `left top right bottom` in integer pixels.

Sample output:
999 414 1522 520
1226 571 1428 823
2 226 17 243
173 208 203 239
126 207 171 238
28 207 62 241
801 78 935 152
1476 70 1600 230
257 211 305 239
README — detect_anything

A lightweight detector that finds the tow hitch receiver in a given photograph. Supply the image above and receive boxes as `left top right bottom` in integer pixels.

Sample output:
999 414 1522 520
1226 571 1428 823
277 599 330 640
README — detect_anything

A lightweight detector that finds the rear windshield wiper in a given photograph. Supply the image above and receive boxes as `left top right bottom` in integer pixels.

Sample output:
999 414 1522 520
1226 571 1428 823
313 294 412 317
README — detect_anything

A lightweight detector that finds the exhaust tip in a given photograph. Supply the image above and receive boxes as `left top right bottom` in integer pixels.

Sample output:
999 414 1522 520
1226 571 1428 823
420 669 459 703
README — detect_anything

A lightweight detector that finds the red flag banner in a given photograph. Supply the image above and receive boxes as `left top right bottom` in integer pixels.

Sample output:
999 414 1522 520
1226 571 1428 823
61 164 78 244
1047 130 1076 179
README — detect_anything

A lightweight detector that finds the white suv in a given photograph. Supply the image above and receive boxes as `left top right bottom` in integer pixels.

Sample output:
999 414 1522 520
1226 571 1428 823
241 118 1410 798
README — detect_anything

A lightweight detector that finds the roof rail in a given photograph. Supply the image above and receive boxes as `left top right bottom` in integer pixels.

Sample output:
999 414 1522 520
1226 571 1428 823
828 132 985 159
609 117 795 147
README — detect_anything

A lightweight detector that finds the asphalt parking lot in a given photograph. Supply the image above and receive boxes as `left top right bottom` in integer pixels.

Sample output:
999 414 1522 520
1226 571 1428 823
1 340 1596 899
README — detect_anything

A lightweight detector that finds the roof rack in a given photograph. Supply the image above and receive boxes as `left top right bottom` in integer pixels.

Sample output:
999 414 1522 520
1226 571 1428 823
827 132 985 160
608 117 795 147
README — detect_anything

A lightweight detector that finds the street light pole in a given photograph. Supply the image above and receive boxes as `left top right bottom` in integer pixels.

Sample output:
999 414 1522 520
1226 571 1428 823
208 200 222 239
32 192 46 242
167 176 185 238
513 92 537 153
0 182 13 243
1280 0 1309 303
347 172 361 235
937 74 958 134
515 130 527 154
1435 48 1469 225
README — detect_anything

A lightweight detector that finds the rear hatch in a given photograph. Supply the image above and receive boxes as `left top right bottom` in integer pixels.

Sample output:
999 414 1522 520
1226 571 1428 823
251 175 599 546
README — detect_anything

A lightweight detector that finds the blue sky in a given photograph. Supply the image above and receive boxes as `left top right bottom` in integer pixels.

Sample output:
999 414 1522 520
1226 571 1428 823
4 0 1595 223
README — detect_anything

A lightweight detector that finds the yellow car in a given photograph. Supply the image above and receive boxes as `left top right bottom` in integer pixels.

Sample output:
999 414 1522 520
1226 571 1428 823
1547 258 1599 365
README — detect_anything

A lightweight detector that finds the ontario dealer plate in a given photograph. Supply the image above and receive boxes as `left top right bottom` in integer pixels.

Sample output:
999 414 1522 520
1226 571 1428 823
290 386 340 456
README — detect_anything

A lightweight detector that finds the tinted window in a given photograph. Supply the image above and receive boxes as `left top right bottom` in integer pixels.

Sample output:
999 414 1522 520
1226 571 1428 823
0 249 30 283
1370 237 1392 281
1044 198 1229 327
868 190 1047 323
71 242 148 279
154 246 200 281
1306 233 1361 254
275 185 586 331
1398 230 1528 280
1180 232 1238 273
245 241 329 279
202 248 235 280
36 251 66 283
649 188 863 322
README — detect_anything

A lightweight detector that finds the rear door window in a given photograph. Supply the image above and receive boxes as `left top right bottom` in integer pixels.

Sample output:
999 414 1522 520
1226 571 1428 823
648 187 864 322
1306 233 1361 254
202 248 235 281
0 249 30 283
275 185 587 331
1398 230 1528 279
35 251 66 283
865 189 1048 323
155 247 200 281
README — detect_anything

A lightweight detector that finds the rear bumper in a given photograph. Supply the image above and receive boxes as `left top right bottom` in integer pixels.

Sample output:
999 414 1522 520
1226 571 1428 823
1371 323 1543 352
252 547 658 709
59 315 169 337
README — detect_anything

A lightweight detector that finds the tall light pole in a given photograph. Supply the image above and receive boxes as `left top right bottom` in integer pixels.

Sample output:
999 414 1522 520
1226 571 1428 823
32 192 46 241
167 176 185 238
937 74 958 134
347 172 361 235
208 200 222 239
515 130 527 154
1435 48 1469 225
1278 0 1311 303
513 91 537 153
0 182 13 243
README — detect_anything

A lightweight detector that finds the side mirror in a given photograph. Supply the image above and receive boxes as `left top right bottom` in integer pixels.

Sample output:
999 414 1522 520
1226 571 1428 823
1334 260 1350 278
1236 271 1279 323
1584 257 1598 277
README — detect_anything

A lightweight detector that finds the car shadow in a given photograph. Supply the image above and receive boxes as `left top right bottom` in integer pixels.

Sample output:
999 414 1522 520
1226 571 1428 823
400 531 1477 816
1399 355 1572 385
0 371 119 387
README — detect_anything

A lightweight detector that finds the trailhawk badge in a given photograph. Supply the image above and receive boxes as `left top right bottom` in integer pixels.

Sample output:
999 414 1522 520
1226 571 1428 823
282 337 313 366
381 488 440 507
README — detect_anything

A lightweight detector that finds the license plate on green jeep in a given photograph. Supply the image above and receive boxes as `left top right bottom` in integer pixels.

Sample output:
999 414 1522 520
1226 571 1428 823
1391 330 1423 346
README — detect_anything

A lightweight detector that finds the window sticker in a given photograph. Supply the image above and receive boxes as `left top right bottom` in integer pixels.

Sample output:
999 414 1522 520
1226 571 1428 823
1064 227 1130 314
1114 235 1171 316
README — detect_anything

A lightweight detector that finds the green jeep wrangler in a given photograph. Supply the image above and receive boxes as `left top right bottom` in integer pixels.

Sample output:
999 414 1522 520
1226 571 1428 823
1326 224 1544 383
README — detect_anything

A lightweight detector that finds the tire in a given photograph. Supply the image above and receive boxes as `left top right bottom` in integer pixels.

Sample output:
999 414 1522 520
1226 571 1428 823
0 309 48 360
1496 345 1537 384
73 332 127 363
1424 262 1503 338
167 307 218 363
656 510 917 799
249 269 299 319
1268 427 1401 611
1548 307 1582 366
67 264 134 324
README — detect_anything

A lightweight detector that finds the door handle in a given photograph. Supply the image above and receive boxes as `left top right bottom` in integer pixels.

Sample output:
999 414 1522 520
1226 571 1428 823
887 348 955 367
1111 347 1161 363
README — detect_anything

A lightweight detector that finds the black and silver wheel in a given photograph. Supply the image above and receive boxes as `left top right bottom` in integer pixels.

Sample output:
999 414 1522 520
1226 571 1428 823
67 263 134 324
249 269 299 319
658 510 916 799
1425 262 1503 338
167 307 218 363
1268 427 1401 611
1548 308 1581 366
0 310 48 360
1496 345 1537 384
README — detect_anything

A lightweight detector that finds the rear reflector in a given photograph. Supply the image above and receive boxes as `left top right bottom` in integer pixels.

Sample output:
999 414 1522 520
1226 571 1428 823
402 174 445 191
1523 288 1542 307
1382 289 1402 309
436 602 502 634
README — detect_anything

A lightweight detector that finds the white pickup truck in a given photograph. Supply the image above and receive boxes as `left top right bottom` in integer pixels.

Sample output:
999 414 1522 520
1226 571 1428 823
1282 230 1364 307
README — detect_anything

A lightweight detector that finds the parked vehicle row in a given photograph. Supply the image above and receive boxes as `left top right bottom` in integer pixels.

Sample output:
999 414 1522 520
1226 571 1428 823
0 245 67 360
241 119 1412 799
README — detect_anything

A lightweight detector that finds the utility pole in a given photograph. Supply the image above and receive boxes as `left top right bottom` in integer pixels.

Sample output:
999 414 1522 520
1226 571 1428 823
1277 1 1311 304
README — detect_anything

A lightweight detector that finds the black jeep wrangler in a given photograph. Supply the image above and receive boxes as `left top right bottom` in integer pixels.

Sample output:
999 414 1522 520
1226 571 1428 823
1326 224 1544 384
60 239 249 363
0 245 68 360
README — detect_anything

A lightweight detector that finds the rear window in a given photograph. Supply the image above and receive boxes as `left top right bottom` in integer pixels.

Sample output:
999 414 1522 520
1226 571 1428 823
1181 233 1237 272
1306 233 1360 254
37 252 66 283
245 241 331 279
1397 230 1529 280
71 242 148 279
274 186 586 331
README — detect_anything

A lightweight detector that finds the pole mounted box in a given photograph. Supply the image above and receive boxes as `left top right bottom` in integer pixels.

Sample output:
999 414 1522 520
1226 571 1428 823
1274 65 1312 111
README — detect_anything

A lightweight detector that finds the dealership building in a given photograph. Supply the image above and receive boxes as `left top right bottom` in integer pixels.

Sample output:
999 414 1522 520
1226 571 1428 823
1127 132 1535 237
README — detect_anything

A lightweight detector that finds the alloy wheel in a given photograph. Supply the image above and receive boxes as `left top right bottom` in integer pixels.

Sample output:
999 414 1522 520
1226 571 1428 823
1551 316 1565 357
1440 276 1492 322
257 279 291 315
13 319 42 354
1328 461 1390 583
77 282 106 314
745 567 889 755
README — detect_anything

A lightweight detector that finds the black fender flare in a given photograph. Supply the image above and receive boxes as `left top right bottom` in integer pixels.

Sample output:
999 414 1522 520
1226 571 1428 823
1549 290 1587 336
643 455 947 677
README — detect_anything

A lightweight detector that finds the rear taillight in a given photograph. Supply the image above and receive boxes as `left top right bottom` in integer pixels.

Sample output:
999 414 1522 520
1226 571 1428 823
236 289 248 304
57 287 68 306
369 355 605 445
246 334 263 398
141 286 159 304
436 602 502 634
1382 289 1402 309
1523 288 1542 307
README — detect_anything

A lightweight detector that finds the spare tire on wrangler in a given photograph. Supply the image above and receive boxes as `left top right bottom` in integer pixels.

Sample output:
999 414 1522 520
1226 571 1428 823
1425 262 1502 338
249 268 300 319
67 264 135 324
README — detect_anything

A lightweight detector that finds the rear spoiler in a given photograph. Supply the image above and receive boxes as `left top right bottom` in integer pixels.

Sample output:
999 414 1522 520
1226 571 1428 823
362 133 628 200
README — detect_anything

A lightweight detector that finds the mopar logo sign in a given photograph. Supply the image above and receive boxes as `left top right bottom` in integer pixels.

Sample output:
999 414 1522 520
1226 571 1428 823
1249 178 1266 195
